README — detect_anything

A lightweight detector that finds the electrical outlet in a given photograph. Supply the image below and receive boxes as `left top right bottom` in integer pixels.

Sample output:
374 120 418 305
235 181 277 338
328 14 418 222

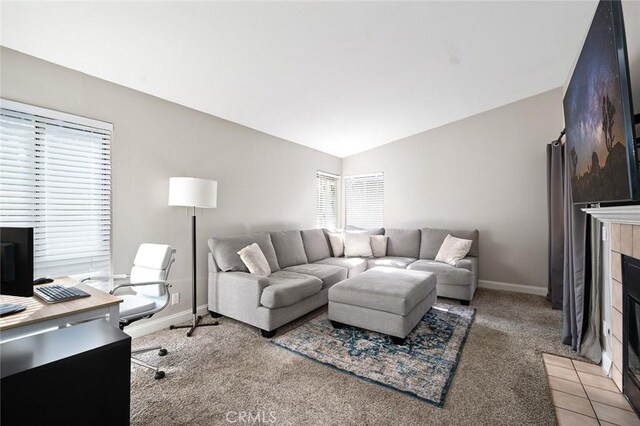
171 292 180 305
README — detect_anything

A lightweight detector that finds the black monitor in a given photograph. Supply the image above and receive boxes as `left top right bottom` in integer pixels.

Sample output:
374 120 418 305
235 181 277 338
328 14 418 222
0 227 34 297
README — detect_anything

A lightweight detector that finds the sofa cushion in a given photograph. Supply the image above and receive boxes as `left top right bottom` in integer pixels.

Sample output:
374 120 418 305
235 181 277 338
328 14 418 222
366 256 416 269
385 228 421 258
326 232 344 257
314 257 367 278
260 271 323 309
344 231 373 257
329 266 436 316
370 235 388 257
284 263 348 289
435 234 473 266
238 243 271 276
420 228 479 259
301 229 332 263
270 230 308 269
407 259 473 286
209 233 280 273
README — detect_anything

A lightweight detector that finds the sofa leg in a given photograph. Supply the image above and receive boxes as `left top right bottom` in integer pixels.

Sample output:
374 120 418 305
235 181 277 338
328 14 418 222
330 320 345 329
209 310 222 318
461 300 470 306
391 336 406 346
261 329 277 338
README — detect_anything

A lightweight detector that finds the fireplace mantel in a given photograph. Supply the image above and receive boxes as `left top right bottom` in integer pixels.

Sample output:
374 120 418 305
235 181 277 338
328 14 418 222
583 205 640 224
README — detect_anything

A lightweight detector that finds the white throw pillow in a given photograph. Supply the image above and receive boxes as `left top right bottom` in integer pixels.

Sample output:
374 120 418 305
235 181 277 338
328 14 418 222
238 243 271 276
328 232 345 257
435 234 473 266
370 235 388 258
344 231 373 257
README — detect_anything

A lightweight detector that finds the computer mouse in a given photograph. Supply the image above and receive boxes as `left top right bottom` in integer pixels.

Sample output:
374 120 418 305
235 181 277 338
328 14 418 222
33 277 54 285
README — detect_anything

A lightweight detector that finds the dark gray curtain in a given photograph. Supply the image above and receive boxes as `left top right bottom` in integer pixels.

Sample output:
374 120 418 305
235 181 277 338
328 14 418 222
580 217 602 362
547 143 564 309
562 151 590 351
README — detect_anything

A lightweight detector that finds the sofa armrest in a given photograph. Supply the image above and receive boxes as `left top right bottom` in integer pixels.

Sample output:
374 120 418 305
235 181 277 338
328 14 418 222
208 252 220 272
455 257 476 272
455 257 478 294
209 271 270 312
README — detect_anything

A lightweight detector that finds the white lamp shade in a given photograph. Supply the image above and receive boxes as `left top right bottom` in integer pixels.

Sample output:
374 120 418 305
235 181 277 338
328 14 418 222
168 177 217 208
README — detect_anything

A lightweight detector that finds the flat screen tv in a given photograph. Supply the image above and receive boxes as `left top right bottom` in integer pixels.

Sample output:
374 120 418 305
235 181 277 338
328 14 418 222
563 0 638 205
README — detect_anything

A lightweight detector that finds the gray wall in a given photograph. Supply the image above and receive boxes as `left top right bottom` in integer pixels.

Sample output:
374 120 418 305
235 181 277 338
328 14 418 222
342 88 564 288
0 47 341 319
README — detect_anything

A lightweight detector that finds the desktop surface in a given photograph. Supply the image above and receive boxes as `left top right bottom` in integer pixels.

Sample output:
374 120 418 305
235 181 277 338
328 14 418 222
0 277 122 333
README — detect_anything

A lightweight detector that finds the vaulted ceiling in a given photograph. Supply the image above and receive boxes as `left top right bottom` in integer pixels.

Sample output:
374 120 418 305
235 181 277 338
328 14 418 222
1 1 598 157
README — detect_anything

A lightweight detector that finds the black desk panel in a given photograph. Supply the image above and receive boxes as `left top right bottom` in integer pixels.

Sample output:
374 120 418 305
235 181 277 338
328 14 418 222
1 319 131 425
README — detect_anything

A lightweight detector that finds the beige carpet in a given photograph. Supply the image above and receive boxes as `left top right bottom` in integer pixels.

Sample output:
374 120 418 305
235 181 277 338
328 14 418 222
129 288 587 425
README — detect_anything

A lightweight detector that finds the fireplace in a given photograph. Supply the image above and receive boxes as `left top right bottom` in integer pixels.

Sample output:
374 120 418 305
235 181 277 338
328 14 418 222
623 254 640 415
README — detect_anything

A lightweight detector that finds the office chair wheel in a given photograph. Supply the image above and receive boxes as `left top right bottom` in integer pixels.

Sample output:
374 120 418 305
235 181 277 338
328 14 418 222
158 348 168 356
155 371 166 380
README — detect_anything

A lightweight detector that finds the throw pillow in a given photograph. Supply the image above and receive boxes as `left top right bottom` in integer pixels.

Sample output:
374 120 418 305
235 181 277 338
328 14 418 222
237 243 271 276
435 234 473 266
370 235 388 258
328 232 345 257
344 231 373 257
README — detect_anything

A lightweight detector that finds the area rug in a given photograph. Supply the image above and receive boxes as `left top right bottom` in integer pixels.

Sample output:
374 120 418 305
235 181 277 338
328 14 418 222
271 303 475 407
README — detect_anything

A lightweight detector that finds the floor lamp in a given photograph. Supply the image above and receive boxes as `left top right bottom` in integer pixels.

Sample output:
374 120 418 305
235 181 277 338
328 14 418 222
168 177 219 337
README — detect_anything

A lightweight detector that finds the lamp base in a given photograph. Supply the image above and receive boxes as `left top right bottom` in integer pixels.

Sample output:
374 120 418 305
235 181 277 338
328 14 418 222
169 314 219 337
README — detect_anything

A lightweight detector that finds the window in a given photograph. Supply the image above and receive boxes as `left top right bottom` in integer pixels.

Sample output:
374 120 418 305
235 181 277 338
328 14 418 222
0 99 113 278
316 171 339 229
345 172 384 229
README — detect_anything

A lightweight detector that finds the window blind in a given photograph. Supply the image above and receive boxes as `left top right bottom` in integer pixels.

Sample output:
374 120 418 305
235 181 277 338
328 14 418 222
0 100 112 279
316 171 339 229
345 173 384 229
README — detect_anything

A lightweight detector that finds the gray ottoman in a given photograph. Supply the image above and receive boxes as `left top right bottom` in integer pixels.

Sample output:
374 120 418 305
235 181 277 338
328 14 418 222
328 266 437 345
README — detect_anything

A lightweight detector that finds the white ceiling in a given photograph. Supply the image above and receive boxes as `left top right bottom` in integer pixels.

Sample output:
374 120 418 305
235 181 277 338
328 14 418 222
0 1 597 158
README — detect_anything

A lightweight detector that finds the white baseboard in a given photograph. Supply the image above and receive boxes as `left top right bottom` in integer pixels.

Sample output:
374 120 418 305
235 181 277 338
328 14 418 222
478 280 548 296
123 304 210 338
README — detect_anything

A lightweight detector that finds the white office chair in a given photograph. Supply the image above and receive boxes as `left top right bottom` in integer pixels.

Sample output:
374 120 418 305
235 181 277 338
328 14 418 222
83 243 176 379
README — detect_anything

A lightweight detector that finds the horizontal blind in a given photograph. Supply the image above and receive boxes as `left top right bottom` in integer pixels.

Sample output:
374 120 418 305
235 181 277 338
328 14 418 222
345 173 384 230
316 171 339 229
0 100 112 278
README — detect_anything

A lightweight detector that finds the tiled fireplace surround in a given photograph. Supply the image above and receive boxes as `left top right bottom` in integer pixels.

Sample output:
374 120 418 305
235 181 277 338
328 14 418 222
585 205 640 392
609 221 639 390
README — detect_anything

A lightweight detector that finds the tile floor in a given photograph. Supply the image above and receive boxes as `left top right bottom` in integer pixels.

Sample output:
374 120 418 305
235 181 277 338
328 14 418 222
543 353 640 426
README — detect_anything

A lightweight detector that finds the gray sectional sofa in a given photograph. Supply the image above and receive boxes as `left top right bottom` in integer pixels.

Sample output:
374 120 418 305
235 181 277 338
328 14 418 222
207 227 478 337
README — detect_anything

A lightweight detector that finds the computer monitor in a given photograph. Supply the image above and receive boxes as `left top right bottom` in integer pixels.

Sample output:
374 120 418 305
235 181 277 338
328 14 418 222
0 227 34 297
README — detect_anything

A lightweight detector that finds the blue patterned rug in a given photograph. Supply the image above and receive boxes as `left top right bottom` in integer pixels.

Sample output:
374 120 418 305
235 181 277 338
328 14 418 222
272 303 475 407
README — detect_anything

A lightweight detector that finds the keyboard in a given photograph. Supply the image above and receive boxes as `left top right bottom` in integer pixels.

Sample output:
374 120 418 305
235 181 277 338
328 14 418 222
0 303 27 317
33 285 90 304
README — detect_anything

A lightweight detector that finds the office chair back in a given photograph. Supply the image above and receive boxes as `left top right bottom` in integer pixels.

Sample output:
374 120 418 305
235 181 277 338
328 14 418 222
130 243 176 297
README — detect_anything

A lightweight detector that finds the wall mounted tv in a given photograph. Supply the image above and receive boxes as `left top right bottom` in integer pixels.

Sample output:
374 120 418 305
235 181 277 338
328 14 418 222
563 0 638 205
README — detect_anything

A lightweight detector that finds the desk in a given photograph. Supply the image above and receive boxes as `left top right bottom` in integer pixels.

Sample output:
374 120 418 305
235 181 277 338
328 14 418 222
0 277 122 342
1 319 131 425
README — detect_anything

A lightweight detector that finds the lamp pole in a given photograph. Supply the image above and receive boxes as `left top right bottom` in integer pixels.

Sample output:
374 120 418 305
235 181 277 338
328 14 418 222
168 178 219 337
